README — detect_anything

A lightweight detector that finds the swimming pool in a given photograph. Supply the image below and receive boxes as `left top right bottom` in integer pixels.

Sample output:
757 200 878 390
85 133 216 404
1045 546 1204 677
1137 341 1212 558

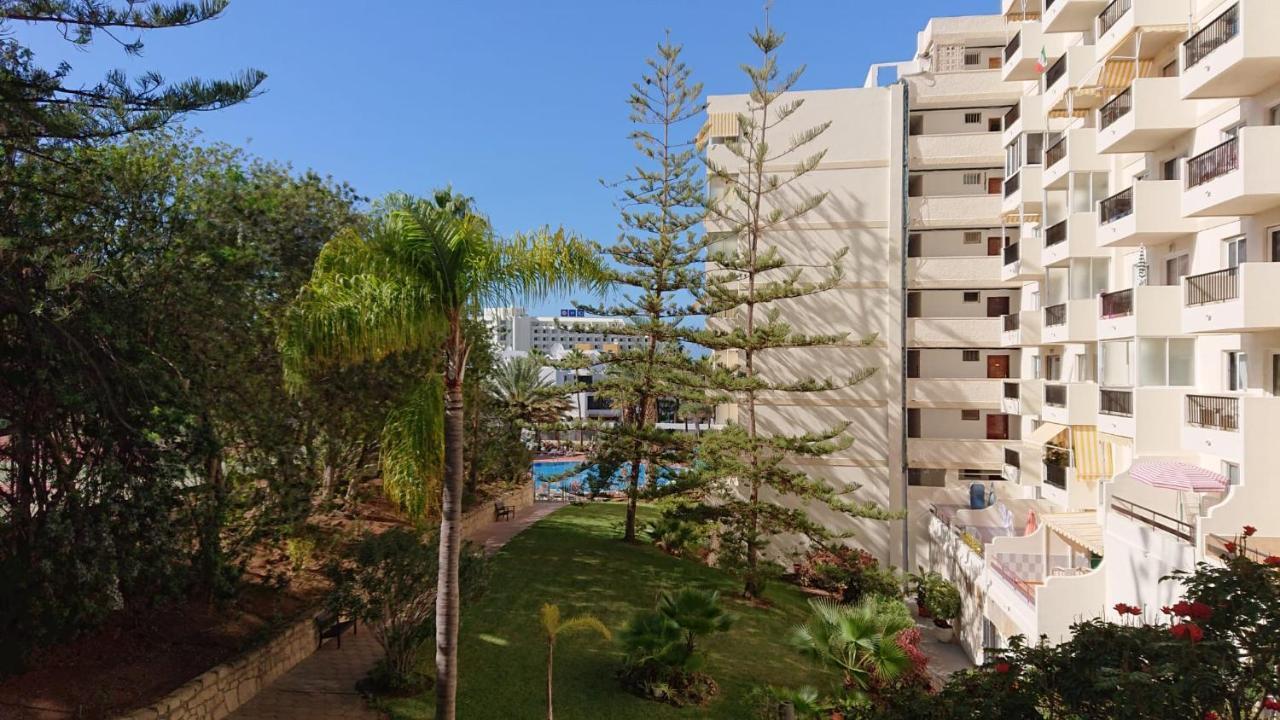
532 460 668 495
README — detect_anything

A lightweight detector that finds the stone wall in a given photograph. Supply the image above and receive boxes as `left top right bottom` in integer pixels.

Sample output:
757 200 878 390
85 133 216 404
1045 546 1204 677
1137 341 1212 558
459 481 535 538
116 615 317 720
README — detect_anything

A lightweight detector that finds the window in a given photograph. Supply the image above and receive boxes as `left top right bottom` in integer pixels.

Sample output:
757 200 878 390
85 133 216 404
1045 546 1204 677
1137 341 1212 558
963 231 982 245
1162 157 1182 181
1271 105 1280 126
962 350 980 362
961 410 980 421
963 172 983 186
1138 338 1195 386
1223 123 1244 141
909 115 924 136
909 175 924 197
1165 255 1190 286
1223 462 1241 486
1227 351 1248 391
1162 60 1178 78
964 51 981 67
1045 354 1063 381
964 112 982 124
1226 236 1247 269
963 291 981 303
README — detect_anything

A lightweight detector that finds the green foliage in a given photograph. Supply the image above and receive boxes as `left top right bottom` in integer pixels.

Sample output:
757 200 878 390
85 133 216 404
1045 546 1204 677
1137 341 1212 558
790 597 915 708
619 588 735 706
327 528 489 693
645 505 710 560
540 603 612 720
909 570 960 622
792 545 902 604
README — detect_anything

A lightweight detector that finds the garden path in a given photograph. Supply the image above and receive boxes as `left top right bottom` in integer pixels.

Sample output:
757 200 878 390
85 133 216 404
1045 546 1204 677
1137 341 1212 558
225 501 565 720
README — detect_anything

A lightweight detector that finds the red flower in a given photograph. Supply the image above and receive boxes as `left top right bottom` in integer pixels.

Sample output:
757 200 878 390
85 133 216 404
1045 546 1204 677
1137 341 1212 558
1225 541 1238 554
1263 698 1280 711
1170 623 1187 638
995 662 1012 674
1243 525 1257 537
1265 556 1280 567
1161 605 1174 614
1205 712 1220 720
1170 622 1204 642
1171 601 1192 616
1185 602 1213 621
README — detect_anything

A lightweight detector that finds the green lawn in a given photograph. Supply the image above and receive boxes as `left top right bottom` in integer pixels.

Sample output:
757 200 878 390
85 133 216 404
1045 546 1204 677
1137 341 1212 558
383 503 826 719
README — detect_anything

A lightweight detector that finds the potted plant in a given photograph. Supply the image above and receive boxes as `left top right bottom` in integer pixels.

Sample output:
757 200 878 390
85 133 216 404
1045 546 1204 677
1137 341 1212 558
909 570 961 641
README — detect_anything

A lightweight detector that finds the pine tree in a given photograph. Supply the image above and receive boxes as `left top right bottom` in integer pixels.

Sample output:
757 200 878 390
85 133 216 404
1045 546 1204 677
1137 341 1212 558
688 20 897 598
578 36 707 542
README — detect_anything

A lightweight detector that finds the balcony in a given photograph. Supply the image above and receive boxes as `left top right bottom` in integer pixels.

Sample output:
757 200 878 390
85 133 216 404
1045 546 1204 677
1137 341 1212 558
1002 166 1043 215
1182 263 1280 334
1041 213 1105 268
1182 394 1272 464
1002 310 1042 347
1098 181 1199 247
1183 128 1280 217
1043 297 1099 344
1043 45 1097 112
1182 1 1280 100
1004 23 1067 82
1096 0 1191 60
1003 381 1022 415
1096 387 1185 446
1003 446 1021 483
1042 129 1110 190
909 194 1005 229
987 523 1108 644
1042 382 1099 426
909 132 1004 170
1001 236 1044 282
1043 0 1108 33
1003 95 1044 148
908 256 1016 289
907 317 1003 348
908 438 1004 468
1096 78 1199 154
1098 285 1182 339
908 379 1004 409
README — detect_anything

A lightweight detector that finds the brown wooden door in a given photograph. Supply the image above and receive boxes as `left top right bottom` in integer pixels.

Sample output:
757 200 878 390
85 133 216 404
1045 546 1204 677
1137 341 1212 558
987 296 1011 317
987 176 1003 195
987 355 1011 379
989 56 1002 70
986 413 1009 440
907 409 921 439
987 236 1002 256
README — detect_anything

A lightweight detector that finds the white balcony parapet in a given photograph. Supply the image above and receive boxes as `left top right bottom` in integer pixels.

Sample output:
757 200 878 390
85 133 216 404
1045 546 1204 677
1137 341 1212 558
1001 309 1042 348
1098 180 1200 247
1182 263 1280 334
1003 94 1044 149
1042 212 1106 268
1095 0 1190 61
908 438 1005 468
910 194 1005 229
1097 78 1199 154
1043 297 1099 344
1004 23 1067 82
1042 129 1109 190
1183 127 1280 218
1097 285 1183 339
1044 0 1109 34
1042 382 1099 426
909 256 1017 289
1002 166 1043 216
908 379 1004 409
908 317 1003 347
1182 1 1280 100
909 132 1004 170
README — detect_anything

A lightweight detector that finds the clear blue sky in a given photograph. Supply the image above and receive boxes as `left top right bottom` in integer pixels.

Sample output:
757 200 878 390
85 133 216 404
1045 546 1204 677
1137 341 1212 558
16 0 994 313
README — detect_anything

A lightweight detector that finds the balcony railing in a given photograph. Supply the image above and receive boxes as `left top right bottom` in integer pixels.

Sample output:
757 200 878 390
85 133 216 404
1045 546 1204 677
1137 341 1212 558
1045 220 1068 248
1045 55 1067 89
1005 31 1023 62
1185 3 1240 69
1100 288 1134 318
1044 136 1067 168
1099 86 1133 130
1185 267 1239 306
1004 171 1022 198
1045 383 1067 407
1003 242 1020 265
1186 394 1240 432
1044 462 1068 489
992 559 1037 606
1100 388 1134 417
1004 382 1021 400
1099 186 1134 225
1045 303 1067 327
1005 447 1021 468
1187 137 1239 189
586 395 613 411
1003 313 1020 332
1097 0 1133 36
1112 496 1194 542
1004 102 1021 131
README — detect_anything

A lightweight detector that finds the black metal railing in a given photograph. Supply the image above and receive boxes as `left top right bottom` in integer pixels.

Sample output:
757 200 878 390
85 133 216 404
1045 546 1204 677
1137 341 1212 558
1005 382 1021 400
1112 496 1194 541
1004 102 1021 131
1045 220 1068 248
1099 86 1133 130
1045 384 1067 407
1098 0 1133 36
1099 186 1134 225
1045 303 1067 327
1003 242 1020 265
1044 462 1068 490
1005 447 1021 469
1100 288 1134 318
1187 137 1239 188
586 395 613 411
1100 388 1134 417
1044 136 1067 168
1185 3 1240 69
1185 267 1239 306
1005 31 1022 62
1045 55 1067 89
1186 394 1240 432
1003 313 1020 332
1004 171 1021 198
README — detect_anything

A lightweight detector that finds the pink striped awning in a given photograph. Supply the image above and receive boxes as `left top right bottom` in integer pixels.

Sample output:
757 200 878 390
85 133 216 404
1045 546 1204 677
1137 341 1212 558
1131 459 1228 493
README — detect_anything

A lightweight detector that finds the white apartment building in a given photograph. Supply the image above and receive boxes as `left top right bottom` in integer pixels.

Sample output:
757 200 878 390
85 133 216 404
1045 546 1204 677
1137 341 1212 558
481 306 646 355
709 1 1280 665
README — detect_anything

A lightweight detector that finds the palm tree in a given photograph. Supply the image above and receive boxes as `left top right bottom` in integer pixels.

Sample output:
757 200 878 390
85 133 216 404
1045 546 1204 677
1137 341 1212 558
558 347 593 451
489 354 571 447
539 603 611 720
280 190 604 720
790 597 914 705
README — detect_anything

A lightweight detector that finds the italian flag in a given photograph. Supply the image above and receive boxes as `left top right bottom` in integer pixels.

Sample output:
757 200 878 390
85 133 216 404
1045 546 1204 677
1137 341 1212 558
1034 47 1048 74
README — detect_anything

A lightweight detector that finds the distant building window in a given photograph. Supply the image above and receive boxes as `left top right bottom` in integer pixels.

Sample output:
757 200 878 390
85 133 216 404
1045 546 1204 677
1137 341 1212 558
964 52 981 67
963 231 982 244
961 410 981 421
963 172 983 185
963 350 980 362
963 291 981 303
964 112 982 124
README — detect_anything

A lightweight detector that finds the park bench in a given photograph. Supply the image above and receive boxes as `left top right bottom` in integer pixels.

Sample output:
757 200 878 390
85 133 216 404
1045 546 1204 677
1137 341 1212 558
315 609 356 649
495 499 516 521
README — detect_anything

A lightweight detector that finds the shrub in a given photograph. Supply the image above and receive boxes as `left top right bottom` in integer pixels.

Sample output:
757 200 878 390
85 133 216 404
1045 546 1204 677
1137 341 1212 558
644 510 709 560
791 545 903 604
909 569 960 624
618 588 734 706
327 528 489 693
791 596 918 710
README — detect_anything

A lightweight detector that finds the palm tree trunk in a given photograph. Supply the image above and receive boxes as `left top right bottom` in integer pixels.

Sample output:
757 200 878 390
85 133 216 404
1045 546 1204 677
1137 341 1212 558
435 368 466 720
545 638 555 720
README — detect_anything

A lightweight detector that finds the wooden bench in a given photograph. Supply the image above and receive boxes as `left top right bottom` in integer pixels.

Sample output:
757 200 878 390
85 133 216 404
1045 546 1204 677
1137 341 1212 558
495 500 515 521
315 609 356 649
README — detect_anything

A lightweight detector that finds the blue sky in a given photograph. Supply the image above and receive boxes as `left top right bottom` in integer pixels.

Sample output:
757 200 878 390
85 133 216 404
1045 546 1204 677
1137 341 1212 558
16 0 994 313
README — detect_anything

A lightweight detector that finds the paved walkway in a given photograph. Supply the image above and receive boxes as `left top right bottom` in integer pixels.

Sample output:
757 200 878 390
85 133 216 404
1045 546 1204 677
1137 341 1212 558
908 600 975 686
226 502 564 720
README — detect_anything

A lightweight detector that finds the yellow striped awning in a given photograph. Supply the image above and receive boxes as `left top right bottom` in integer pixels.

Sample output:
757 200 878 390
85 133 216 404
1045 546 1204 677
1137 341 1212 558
1070 425 1114 481
1002 211 1041 225
1078 58 1155 96
1006 11 1040 21
705 112 739 139
1047 109 1091 119
1030 422 1069 447
1043 511 1104 556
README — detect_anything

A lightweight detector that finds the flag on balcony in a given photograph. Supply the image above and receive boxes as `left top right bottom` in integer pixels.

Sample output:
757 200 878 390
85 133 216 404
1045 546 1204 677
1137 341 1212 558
1035 47 1048 74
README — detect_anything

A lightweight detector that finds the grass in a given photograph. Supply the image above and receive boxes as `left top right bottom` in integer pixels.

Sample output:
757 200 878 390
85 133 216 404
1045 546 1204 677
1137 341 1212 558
383 503 827 719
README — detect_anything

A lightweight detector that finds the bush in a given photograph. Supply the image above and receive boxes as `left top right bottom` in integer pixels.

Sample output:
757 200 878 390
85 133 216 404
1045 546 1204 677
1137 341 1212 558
791 545 903 604
644 509 709 560
909 569 960 624
327 528 489 693
618 588 734 706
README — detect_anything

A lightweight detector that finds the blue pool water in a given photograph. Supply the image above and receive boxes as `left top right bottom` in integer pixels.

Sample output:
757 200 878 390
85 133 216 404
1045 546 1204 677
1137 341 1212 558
532 460 669 495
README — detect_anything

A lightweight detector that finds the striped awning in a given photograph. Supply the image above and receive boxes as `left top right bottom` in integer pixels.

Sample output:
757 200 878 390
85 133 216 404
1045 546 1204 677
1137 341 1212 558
1029 422 1069 447
1131 458 1229 493
1043 511 1104 556
1047 109 1091 119
1077 58 1155 96
1071 425 1114 481
1002 211 1041 225
705 112 739 139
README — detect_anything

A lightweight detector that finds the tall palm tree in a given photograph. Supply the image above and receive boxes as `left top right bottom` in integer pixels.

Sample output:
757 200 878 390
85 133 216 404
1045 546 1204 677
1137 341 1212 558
489 353 571 447
280 190 603 720
560 347 593 450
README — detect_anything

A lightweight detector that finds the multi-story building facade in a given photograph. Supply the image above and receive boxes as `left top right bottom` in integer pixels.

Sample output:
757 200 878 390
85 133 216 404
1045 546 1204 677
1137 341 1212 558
707 1 1280 664
481 306 646 355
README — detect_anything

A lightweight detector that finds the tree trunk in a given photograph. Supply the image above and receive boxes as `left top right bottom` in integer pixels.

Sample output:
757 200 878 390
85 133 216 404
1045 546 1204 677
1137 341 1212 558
545 638 555 720
435 373 466 720
624 458 642 543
